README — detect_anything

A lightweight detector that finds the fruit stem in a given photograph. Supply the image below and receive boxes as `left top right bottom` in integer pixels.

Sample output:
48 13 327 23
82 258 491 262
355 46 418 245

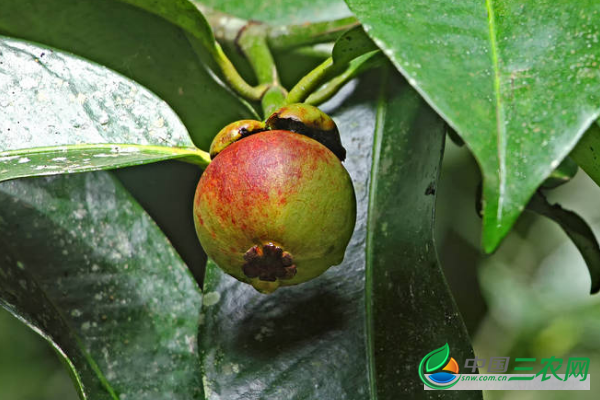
267 17 360 50
261 86 287 116
236 23 287 116
286 49 386 106
196 4 358 51
187 33 267 101
214 43 271 101
192 5 369 110
285 43 334 59
285 57 335 104
195 5 364 109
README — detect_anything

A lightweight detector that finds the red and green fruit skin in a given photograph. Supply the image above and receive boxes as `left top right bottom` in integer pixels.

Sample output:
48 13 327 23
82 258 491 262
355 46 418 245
193 130 356 293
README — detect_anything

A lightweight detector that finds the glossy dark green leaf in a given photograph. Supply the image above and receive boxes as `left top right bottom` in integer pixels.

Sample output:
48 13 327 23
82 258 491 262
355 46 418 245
198 0 352 25
345 0 600 252
0 0 253 150
527 192 600 294
0 37 209 183
571 122 600 188
0 172 203 399
198 72 479 399
364 72 477 398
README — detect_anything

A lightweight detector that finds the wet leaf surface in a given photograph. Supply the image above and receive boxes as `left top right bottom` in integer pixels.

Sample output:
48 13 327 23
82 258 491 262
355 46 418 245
0 37 208 182
0 0 252 150
0 172 204 399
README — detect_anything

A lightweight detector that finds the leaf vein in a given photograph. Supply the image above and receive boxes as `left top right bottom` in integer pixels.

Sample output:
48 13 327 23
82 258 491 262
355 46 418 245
485 0 507 222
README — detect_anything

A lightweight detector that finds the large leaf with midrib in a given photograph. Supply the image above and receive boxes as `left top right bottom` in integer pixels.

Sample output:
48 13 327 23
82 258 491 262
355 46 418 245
345 0 600 252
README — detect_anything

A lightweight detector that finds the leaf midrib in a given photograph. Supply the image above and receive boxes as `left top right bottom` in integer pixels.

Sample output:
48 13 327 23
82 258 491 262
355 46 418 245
485 0 507 222
0 143 210 181
364 69 389 400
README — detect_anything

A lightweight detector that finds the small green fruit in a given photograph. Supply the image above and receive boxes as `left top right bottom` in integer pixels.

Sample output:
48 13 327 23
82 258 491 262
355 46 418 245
194 130 356 293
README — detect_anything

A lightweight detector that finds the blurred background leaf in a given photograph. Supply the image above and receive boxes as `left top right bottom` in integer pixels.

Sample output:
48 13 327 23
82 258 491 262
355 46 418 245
0 308 77 400
436 140 600 400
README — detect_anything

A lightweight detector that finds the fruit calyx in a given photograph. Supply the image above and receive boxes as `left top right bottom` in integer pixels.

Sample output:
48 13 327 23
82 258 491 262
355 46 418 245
265 103 346 161
209 119 266 159
208 104 347 162
242 243 297 282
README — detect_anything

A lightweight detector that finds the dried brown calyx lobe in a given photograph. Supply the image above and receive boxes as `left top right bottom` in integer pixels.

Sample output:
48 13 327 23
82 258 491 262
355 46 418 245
242 243 297 282
265 103 347 161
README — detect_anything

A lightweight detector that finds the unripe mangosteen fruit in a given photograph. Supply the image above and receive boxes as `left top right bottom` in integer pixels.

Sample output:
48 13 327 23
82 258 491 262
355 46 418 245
193 127 356 294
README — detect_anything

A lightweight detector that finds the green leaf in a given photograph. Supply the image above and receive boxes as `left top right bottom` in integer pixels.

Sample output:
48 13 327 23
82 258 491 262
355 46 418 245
0 37 209 183
527 192 600 294
0 0 253 150
118 0 215 48
198 71 479 399
424 344 451 373
345 0 600 252
0 172 203 399
571 122 600 188
364 72 476 398
332 26 378 65
198 0 352 25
